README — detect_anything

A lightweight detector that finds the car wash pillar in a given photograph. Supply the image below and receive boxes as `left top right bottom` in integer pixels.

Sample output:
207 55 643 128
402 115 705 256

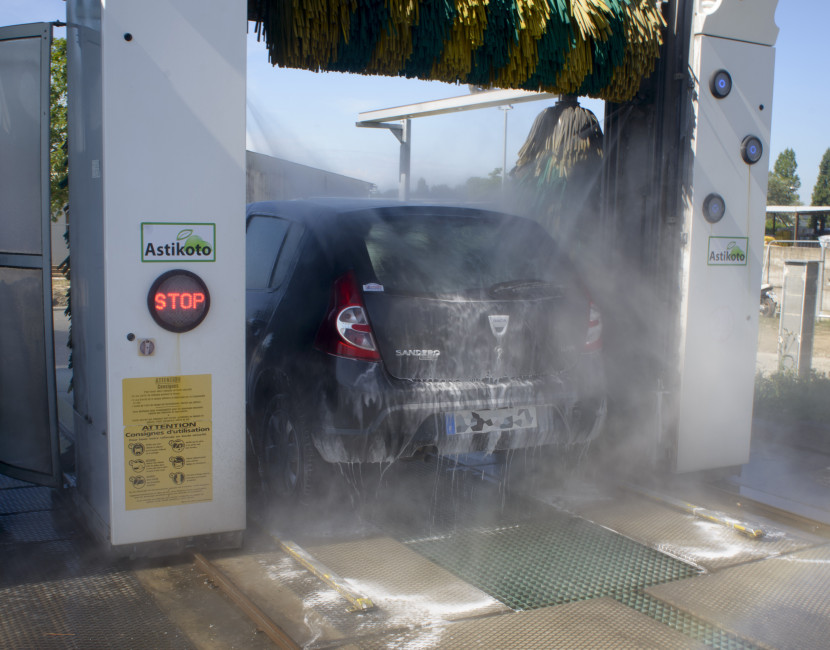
673 1 778 471
67 0 246 551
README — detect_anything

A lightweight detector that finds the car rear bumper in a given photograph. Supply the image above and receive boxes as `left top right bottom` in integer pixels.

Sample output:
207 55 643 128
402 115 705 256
310 353 606 463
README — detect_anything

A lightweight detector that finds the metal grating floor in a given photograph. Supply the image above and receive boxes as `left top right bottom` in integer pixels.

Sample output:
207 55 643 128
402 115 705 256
0 572 193 649
404 512 701 610
616 591 762 650
402 511 764 649
372 462 764 649
0 485 54 515
0 481 193 649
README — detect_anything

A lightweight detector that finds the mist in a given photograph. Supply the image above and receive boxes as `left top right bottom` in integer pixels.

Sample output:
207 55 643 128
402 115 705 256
243 89 681 553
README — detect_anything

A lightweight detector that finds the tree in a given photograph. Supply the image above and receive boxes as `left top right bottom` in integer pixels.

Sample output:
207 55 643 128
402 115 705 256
50 38 72 390
414 177 429 197
766 174 793 206
50 38 68 220
464 168 503 199
767 148 801 206
812 148 830 206
430 183 457 199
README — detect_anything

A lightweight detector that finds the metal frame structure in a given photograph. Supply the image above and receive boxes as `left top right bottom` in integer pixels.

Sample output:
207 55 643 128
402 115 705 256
356 89 557 200
0 22 60 487
766 205 830 237
65 0 247 552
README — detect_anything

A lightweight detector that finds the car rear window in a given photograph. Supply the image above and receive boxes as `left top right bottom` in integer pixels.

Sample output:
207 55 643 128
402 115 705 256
362 214 565 297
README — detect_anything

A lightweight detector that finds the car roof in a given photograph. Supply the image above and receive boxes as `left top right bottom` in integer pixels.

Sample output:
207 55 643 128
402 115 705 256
247 198 403 223
248 197 523 218
246 198 524 236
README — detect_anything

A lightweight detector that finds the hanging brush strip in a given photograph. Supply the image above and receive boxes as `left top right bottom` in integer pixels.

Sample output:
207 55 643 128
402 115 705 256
548 103 603 177
493 0 548 88
550 0 611 95
514 100 603 181
577 0 626 98
604 0 666 103
290 0 354 69
248 0 264 24
404 0 456 79
250 0 294 67
251 0 664 101
430 0 488 83
367 0 418 74
331 0 390 73
553 35 593 94
605 0 643 102
521 0 572 92
515 104 568 169
248 0 272 42
466 0 520 86
570 0 613 42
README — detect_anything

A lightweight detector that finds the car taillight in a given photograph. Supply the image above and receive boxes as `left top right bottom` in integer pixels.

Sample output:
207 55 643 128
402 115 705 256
584 301 602 351
315 271 380 361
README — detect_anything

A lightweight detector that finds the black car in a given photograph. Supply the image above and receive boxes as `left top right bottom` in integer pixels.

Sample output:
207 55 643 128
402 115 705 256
246 199 605 501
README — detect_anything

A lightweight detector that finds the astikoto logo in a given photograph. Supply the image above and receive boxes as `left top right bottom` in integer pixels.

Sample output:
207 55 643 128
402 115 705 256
142 223 216 262
707 237 748 266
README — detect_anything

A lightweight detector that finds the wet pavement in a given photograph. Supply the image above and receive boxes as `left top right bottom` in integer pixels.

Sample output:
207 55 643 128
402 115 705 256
0 474 195 648
7 309 830 648
3 420 830 648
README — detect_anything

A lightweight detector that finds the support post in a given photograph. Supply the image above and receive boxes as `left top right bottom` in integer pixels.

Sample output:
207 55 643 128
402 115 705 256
354 119 409 200
499 105 513 193
398 119 411 201
799 261 819 379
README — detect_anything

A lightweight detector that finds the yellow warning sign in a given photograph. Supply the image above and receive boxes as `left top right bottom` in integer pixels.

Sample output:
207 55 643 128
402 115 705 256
122 375 212 510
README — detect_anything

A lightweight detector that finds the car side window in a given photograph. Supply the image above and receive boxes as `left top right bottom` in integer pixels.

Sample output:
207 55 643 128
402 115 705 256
270 223 304 289
246 215 290 290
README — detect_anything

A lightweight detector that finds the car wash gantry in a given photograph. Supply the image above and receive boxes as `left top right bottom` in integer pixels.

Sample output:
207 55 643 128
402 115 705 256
3 0 830 648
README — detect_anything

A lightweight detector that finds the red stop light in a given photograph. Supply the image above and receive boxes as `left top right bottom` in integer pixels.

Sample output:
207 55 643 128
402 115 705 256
147 270 211 332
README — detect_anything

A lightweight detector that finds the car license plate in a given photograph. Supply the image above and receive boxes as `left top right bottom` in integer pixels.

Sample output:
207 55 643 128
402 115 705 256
445 406 537 436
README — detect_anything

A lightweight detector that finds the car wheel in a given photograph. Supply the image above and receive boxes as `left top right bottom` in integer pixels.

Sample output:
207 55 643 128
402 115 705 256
260 405 325 504
761 296 776 318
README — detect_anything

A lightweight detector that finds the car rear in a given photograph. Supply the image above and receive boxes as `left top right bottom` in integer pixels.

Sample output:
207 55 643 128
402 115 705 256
305 205 605 462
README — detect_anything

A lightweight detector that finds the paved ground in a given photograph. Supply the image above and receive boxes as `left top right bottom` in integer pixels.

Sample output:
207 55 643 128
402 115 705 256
756 351 830 375
12 289 830 648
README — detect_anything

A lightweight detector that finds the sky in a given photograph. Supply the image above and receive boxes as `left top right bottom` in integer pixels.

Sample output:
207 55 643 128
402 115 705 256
3 1 827 198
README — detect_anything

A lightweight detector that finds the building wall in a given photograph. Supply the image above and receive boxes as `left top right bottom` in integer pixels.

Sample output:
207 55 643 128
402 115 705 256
52 152 374 271
246 150 373 202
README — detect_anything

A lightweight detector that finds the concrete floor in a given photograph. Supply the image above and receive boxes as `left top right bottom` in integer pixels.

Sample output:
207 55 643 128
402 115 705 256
3 415 830 648
3 307 826 647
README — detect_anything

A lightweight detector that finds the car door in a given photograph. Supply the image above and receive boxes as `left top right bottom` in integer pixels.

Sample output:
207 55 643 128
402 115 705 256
245 213 304 394
246 215 292 349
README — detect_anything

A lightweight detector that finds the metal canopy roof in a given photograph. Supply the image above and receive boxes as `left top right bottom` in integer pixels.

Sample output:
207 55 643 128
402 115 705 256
766 206 830 213
356 89 557 125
